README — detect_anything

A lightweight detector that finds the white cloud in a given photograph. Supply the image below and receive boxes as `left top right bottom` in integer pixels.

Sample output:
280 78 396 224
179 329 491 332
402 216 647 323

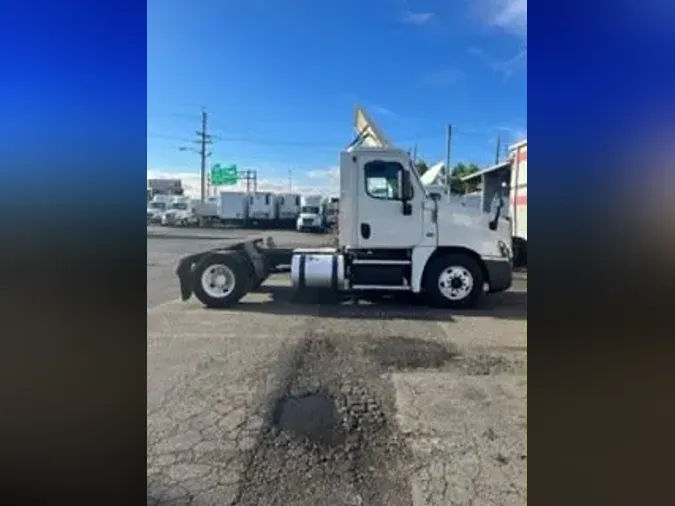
485 0 527 37
469 46 527 77
402 10 434 25
497 125 527 142
147 168 339 198
307 166 339 187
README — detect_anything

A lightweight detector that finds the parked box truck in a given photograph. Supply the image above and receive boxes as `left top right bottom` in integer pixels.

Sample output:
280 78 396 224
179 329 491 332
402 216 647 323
217 192 249 227
275 193 301 229
247 192 276 228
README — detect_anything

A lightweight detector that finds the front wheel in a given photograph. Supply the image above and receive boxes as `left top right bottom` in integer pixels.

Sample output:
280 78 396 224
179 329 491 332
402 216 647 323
424 253 485 309
192 252 250 308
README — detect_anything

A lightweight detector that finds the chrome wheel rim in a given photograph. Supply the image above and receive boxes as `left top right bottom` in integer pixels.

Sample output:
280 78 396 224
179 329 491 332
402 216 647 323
438 266 474 301
201 264 236 298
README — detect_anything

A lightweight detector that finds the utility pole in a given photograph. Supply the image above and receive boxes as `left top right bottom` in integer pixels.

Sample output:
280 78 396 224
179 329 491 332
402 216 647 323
288 169 293 193
241 170 258 194
495 134 501 164
412 144 418 163
178 108 213 202
199 109 209 202
445 124 452 191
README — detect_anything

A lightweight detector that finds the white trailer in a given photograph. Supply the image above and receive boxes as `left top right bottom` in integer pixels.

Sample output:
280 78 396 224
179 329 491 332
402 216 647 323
176 107 513 310
274 193 301 229
192 196 219 227
217 192 249 227
247 192 276 228
508 140 527 266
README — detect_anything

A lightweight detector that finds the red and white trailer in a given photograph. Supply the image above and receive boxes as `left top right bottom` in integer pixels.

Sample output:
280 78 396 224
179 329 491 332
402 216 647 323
508 140 527 265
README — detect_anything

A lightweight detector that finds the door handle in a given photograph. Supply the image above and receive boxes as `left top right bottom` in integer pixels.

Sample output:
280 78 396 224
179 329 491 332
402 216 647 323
360 223 371 239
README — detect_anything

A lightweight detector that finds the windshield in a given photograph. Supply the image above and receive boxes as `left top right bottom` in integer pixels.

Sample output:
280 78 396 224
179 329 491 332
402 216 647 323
149 202 166 210
170 202 188 210
301 206 320 214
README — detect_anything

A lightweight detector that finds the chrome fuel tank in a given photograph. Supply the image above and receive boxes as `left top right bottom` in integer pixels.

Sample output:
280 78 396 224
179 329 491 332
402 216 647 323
290 249 346 291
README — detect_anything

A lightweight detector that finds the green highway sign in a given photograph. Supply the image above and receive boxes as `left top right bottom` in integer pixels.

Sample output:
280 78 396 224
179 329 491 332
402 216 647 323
211 163 238 185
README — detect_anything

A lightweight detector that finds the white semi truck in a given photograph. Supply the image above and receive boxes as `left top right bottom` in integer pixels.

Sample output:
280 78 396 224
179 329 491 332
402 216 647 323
147 194 172 224
296 195 325 232
176 107 513 309
161 196 199 227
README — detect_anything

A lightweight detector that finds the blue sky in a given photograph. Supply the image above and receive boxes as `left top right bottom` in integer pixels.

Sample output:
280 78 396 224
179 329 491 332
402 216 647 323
148 0 526 195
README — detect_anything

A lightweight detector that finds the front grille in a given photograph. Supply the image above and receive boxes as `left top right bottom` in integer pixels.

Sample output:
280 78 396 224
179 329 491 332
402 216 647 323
302 218 313 226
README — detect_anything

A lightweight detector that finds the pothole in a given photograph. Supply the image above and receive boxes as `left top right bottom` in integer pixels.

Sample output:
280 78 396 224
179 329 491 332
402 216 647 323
272 392 344 446
366 336 457 370
235 336 414 506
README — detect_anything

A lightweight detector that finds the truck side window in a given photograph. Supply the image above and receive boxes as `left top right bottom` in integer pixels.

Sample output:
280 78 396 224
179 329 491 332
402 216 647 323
364 160 405 200
296 196 300 206
279 197 284 205
265 194 270 205
249 196 253 203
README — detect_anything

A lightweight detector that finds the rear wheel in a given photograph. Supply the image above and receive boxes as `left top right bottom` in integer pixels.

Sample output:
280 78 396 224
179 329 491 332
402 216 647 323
193 252 249 308
424 253 484 309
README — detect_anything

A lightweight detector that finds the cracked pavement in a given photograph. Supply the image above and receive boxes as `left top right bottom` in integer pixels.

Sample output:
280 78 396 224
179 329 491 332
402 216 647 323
147 232 527 505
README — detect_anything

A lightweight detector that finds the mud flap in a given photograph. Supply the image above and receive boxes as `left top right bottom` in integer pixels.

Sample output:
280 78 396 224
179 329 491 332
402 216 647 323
176 256 200 301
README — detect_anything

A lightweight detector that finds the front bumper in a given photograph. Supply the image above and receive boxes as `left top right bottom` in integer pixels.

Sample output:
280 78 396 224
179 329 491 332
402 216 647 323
485 259 513 293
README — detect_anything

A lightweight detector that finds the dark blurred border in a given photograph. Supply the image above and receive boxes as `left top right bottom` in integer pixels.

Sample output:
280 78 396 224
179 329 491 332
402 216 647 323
0 1 146 505
529 1 675 504
2 0 675 505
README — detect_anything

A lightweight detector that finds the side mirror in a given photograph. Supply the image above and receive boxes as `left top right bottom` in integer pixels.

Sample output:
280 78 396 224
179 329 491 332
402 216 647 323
400 169 414 201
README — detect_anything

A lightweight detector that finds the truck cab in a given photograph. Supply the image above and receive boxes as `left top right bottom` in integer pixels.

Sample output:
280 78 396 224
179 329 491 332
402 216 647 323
296 195 325 232
161 196 197 227
147 195 171 224
332 144 513 305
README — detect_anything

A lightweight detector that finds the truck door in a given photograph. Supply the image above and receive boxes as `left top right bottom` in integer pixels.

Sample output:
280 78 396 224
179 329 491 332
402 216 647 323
356 154 424 249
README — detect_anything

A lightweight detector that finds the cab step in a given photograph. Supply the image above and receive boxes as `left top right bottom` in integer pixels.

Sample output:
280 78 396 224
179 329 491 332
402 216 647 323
351 284 411 291
351 259 411 265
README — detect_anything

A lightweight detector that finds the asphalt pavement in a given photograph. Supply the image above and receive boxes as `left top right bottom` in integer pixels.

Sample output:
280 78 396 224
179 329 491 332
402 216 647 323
147 228 527 505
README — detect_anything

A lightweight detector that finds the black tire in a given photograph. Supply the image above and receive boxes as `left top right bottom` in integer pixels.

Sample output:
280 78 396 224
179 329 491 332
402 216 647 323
424 253 485 309
192 252 250 308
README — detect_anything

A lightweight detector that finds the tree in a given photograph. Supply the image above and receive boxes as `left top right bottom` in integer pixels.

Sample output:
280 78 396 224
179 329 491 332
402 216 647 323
415 160 429 177
449 162 480 194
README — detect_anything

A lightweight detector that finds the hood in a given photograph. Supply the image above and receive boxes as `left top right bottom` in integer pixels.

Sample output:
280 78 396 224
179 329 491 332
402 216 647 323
163 208 191 217
438 199 510 236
